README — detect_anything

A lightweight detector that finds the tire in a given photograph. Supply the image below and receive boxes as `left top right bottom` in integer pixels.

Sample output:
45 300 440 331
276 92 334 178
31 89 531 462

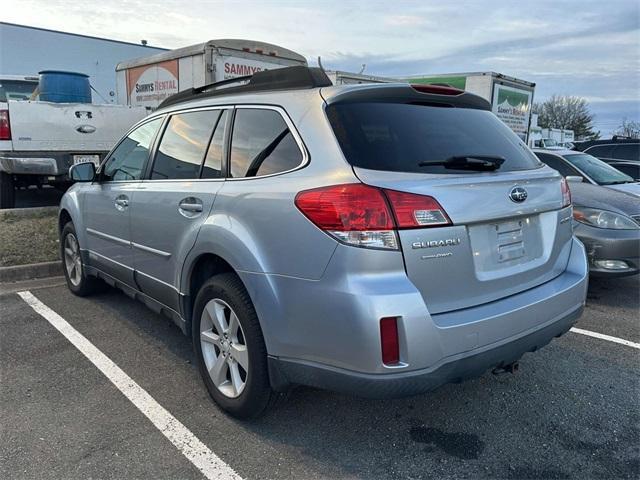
61 221 99 296
0 171 15 209
192 273 277 418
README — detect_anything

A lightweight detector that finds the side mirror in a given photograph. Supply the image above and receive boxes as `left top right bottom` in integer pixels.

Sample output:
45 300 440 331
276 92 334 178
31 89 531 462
566 175 584 184
69 162 96 182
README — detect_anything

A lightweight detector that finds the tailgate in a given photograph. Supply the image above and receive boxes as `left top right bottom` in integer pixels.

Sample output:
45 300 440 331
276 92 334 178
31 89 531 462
8 100 147 152
355 167 574 314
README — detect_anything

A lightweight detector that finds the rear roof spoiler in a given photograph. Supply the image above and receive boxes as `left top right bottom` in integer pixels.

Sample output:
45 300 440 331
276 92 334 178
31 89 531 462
323 83 492 111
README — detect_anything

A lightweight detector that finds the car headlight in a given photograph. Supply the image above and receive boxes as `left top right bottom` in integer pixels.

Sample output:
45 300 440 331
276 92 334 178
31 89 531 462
573 207 640 230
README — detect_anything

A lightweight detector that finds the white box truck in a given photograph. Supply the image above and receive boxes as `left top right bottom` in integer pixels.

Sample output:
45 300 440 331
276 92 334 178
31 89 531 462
404 72 535 142
116 40 308 109
326 70 395 85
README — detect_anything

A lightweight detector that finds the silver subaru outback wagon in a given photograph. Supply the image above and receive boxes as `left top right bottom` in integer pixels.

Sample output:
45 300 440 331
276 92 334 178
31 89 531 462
60 66 588 418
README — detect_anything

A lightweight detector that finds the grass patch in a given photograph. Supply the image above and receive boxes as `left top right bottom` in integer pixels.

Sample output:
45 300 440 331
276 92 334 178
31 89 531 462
0 210 59 267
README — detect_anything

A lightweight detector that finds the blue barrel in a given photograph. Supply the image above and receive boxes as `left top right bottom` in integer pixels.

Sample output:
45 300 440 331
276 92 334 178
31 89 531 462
38 70 92 103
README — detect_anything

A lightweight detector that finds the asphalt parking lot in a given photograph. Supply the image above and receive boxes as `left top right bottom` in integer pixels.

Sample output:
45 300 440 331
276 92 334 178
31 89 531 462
1 275 638 479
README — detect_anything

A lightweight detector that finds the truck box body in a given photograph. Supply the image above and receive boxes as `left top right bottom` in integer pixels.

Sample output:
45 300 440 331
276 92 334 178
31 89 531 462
116 40 308 109
542 128 563 142
326 70 395 85
405 72 535 142
562 130 575 143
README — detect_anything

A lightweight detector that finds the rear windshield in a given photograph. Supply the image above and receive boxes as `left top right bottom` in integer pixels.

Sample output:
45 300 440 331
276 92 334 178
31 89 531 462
0 80 38 102
326 102 542 174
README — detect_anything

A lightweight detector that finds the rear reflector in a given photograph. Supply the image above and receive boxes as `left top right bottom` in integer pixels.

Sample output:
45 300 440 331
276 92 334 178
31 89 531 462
411 84 464 96
561 177 571 207
0 110 10 141
383 189 451 228
380 317 400 365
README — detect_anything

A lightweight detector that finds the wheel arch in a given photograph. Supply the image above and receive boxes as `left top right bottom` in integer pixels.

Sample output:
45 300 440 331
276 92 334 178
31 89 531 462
179 250 282 358
181 252 236 335
58 208 73 233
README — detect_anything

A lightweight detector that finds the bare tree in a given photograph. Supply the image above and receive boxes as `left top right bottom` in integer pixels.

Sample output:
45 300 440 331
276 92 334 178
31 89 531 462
614 118 640 139
533 95 599 140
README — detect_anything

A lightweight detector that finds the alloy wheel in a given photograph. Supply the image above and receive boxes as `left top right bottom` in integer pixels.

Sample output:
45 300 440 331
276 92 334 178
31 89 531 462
63 233 82 287
200 298 249 398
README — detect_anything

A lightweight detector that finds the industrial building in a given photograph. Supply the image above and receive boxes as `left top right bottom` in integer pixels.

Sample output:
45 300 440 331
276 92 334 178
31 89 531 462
0 22 166 103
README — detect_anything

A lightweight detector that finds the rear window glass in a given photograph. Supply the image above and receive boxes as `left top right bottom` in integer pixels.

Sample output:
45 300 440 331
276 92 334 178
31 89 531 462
326 102 542 174
0 80 38 101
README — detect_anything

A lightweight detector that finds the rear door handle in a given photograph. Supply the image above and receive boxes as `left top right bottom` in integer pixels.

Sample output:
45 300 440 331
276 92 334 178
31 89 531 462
178 197 203 216
115 195 129 210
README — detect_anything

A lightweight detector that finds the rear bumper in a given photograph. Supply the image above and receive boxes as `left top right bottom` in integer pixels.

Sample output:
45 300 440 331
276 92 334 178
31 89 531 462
265 237 588 398
269 305 582 398
0 151 103 177
574 222 640 277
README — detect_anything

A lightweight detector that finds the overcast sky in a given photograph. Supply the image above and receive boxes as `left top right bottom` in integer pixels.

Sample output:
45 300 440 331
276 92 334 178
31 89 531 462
4 0 639 135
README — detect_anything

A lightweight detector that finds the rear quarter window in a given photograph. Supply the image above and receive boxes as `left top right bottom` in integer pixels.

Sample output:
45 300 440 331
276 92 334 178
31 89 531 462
229 108 303 178
326 102 541 174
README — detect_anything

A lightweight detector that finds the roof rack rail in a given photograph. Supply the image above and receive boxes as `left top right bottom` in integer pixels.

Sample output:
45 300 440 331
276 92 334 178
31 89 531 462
159 66 332 109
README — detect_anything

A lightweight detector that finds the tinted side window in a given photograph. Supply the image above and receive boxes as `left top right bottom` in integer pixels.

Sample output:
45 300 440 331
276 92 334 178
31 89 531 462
201 110 228 179
536 153 582 178
102 118 162 181
585 145 613 158
229 109 303 178
612 144 640 161
151 110 220 180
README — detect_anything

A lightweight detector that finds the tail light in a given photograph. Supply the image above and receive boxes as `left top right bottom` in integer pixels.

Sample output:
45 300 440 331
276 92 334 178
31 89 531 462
561 177 571 207
384 189 451 228
411 84 463 96
0 110 10 141
380 317 400 365
294 183 451 250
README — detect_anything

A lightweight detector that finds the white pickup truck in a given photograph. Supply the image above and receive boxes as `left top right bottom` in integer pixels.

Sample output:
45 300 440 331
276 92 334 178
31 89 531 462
0 75 147 208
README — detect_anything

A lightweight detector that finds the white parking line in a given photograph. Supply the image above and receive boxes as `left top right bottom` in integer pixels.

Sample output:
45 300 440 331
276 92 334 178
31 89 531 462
18 291 241 480
570 327 640 350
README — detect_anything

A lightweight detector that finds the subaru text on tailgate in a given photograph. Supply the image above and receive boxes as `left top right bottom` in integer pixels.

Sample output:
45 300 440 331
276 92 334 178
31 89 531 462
59 67 588 418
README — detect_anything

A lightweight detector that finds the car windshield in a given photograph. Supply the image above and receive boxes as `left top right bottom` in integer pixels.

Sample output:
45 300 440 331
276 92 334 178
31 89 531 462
326 102 542 174
0 80 38 102
544 139 558 147
564 153 635 185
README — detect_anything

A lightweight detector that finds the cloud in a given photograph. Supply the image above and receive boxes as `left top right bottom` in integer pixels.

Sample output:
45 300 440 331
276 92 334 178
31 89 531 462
2 0 638 135
385 15 426 27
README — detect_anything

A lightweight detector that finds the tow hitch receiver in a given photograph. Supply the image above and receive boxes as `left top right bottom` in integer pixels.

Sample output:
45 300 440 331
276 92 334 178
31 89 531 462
492 362 520 375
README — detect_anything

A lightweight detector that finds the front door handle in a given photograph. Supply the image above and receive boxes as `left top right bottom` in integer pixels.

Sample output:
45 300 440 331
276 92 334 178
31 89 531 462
178 197 203 216
115 195 129 211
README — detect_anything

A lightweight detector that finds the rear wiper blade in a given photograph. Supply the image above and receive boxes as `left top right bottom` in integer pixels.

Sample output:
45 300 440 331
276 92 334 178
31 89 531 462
419 155 506 171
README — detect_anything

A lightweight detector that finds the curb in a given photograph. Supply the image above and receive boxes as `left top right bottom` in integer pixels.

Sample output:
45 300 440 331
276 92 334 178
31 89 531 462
0 206 58 218
0 261 63 283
